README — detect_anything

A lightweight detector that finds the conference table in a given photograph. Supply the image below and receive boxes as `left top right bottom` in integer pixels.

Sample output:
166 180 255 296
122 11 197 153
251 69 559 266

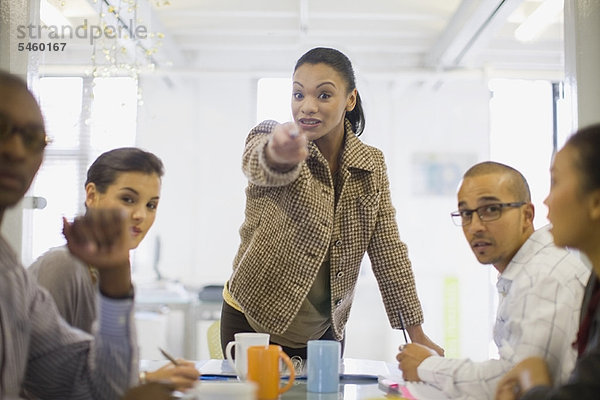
250 378 446 399
274 379 395 399
141 358 448 399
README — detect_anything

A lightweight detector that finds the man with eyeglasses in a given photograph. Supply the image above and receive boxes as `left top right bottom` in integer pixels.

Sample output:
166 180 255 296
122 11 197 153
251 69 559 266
397 161 590 399
0 70 141 399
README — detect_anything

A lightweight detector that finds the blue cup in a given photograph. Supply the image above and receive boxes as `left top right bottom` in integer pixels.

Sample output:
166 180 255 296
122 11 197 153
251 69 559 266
307 340 341 393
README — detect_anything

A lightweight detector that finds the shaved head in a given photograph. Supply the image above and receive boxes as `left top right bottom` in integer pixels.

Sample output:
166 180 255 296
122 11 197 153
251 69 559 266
463 162 531 203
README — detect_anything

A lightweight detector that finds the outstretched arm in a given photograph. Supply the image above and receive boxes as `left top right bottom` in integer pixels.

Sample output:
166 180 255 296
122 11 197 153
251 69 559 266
242 120 307 186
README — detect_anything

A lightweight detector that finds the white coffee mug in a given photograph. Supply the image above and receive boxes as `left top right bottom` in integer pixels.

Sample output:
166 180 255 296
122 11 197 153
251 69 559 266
225 332 270 380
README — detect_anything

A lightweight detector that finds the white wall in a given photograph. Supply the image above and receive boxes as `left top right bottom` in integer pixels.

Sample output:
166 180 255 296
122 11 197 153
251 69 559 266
134 75 255 287
133 75 200 283
134 71 496 364
344 77 493 362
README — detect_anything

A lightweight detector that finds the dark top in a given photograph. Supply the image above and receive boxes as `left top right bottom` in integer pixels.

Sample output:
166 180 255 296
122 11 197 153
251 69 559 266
522 275 600 399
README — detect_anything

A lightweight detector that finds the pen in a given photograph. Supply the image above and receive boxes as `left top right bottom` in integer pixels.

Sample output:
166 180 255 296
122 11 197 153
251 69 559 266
159 347 180 366
398 310 408 345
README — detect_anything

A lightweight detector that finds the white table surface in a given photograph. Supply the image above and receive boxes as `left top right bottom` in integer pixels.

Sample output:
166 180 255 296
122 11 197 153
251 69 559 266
140 358 448 399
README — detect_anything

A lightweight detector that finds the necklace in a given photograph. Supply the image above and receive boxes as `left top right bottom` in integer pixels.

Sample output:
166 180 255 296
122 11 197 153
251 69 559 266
87 264 99 284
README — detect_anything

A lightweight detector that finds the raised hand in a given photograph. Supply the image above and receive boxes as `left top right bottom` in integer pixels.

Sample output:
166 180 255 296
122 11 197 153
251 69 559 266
63 209 132 298
63 208 130 269
265 121 308 170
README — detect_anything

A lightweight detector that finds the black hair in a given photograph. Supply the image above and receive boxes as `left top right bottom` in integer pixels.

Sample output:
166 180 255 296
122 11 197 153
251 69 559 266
86 147 164 193
0 70 28 89
294 47 365 136
463 161 531 203
565 123 600 193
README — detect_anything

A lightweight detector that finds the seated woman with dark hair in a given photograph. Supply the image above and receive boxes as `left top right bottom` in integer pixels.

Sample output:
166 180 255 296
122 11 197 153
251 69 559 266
495 124 600 400
30 147 200 391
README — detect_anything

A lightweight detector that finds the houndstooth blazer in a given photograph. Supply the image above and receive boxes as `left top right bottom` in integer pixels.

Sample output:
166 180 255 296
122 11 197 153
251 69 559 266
229 119 424 340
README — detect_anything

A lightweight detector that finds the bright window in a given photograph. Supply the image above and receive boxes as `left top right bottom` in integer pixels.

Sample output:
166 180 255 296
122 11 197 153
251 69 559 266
487 78 567 358
90 78 138 152
256 78 292 124
489 79 554 229
23 76 137 266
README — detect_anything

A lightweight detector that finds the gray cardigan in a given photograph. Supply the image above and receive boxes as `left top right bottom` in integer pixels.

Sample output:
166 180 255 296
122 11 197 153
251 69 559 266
29 246 98 333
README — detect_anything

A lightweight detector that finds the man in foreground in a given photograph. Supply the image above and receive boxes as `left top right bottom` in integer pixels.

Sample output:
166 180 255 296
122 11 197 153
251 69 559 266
0 70 137 399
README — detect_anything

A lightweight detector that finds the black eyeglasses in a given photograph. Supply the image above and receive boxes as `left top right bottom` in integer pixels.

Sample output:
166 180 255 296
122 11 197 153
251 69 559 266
0 112 49 152
450 202 527 226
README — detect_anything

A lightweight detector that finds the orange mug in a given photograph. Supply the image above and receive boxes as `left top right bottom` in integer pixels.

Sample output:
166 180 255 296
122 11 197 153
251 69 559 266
247 344 296 399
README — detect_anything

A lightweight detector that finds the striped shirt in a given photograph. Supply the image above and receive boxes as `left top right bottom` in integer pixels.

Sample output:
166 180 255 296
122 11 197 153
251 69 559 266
0 235 137 399
417 226 591 399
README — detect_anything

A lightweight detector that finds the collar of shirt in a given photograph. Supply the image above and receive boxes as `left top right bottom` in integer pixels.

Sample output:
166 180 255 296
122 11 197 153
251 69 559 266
496 225 554 296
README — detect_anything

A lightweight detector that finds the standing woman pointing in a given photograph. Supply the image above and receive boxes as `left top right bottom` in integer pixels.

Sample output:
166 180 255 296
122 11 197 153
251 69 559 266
221 47 443 359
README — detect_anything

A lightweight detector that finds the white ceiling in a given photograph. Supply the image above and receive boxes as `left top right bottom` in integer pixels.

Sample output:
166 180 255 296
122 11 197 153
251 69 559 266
41 0 564 77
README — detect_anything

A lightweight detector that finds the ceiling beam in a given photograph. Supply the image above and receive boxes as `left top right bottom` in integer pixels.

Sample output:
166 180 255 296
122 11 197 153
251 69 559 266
424 0 524 69
155 10 442 23
168 28 424 39
177 43 428 54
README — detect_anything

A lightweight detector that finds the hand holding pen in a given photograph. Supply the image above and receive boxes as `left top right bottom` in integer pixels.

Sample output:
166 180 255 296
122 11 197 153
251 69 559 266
141 347 200 390
159 347 180 366
398 310 409 350
396 311 441 382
